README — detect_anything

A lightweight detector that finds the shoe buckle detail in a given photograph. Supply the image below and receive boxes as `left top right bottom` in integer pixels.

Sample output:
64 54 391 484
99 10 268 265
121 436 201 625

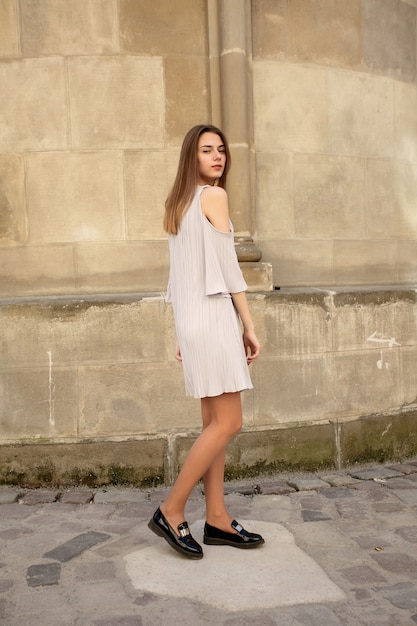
231 520 244 534
178 522 190 538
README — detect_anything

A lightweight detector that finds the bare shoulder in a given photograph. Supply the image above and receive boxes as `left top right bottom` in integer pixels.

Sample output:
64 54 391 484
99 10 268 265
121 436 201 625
201 186 230 232
201 185 228 201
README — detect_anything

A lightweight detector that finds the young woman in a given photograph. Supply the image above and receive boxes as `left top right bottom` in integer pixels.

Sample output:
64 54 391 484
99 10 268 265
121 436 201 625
148 124 264 559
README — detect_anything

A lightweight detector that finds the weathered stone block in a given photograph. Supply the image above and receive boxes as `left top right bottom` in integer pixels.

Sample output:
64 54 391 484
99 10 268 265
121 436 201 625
20 0 117 55
165 57 209 144
25 152 124 244
287 0 362 68
0 154 26 245
241 262 273 292
0 245 76 297
367 159 417 239
328 71 394 158
125 150 178 240
0 0 18 57
398 241 417 284
0 298 167 368
0 368 78 440
0 58 67 151
332 289 417 352
255 152 293 238
254 355 337 424
43 531 110 562
363 0 416 82
341 411 417 464
77 363 201 437
253 63 328 153
68 56 164 150
119 0 207 56
334 240 398 285
260 291 332 357
26 563 61 587
259 239 334 287
294 155 366 238
75 241 169 293
251 0 289 59
395 82 417 162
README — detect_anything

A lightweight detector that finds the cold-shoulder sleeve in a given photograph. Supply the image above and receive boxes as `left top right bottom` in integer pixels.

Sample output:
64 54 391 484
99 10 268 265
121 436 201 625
202 216 247 296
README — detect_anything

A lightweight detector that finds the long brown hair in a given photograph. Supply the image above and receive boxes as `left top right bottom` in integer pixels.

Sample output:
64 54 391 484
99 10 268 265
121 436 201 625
163 124 231 234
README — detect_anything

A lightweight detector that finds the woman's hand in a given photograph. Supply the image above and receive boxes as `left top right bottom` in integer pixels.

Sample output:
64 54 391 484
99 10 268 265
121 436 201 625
175 341 182 362
243 329 260 364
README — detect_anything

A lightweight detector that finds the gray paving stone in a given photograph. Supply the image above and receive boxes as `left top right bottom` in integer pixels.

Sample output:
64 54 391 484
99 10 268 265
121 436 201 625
0 579 13 593
412 614 417 624
395 526 417 543
348 467 403 481
77 561 116 582
382 478 417 490
388 463 417 475
20 490 60 505
93 489 143 504
0 489 23 504
301 510 333 522
376 582 417 609
371 552 417 577
258 481 295 495
320 474 361 487
340 564 387 584
43 531 110 562
92 617 143 626
321 487 353 499
0 503 35 519
26 563 61 587
60 490 94 505
292 604 343 626
224 615 277 626
287 477 330 491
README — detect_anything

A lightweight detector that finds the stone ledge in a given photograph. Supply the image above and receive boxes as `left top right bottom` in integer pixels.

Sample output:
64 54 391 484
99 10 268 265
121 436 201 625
1 409 416 488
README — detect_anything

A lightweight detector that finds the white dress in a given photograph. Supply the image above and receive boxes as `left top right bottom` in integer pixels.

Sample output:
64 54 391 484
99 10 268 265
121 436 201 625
166 186 253 398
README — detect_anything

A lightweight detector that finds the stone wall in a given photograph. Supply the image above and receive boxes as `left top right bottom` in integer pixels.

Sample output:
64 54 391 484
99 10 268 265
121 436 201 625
1 289 416 486
1 0 416 292
1 1 417 484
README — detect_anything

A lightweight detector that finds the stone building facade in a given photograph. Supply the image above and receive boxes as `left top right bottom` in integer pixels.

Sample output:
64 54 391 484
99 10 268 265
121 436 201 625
1 0 417 486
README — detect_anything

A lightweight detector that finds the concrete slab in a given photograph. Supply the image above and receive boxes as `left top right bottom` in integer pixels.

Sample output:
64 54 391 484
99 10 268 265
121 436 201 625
124 520 345 612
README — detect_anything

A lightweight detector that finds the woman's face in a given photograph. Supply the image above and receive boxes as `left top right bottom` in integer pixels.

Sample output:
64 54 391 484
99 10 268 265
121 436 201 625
197 132 226 185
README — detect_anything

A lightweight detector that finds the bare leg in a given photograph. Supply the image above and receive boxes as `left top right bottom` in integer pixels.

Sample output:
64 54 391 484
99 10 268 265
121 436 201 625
160 392 242 532
201 397 235 532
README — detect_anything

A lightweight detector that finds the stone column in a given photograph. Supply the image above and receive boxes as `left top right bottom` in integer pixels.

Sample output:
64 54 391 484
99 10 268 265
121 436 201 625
207 0 272 289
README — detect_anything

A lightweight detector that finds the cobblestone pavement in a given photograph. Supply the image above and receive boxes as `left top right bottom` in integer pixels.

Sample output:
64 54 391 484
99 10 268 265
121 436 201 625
1 459 417 625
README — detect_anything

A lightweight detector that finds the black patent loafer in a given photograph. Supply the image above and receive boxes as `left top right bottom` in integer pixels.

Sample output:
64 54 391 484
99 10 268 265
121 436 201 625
203 520 265 549
148 507 203 559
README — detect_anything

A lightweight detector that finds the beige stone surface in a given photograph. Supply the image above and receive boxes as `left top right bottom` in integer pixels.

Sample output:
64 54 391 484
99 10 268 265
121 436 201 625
332 292 417 352
1 299 167 368
254 62 328 153
294 154 366 238
0 0 18 57
287 0 362 68
328 70 394 158
125 150 178 240
69 56 164 150
334 240 398 285
0 58 67 151
0 368 78 440
363 0 416 82
20 0 118 56
398 241 417 283
25 152 124 244
259 239 334 287
401 346 417 404
76 241 169 293
0 154 26 245
165 56 210 145
0 245 76 296
251 0 288 60
367 159 417 239
78 363 200 437
255 152 293 238
118 0 207 56
241 262 273 292
394 82 417 162
260 293 332 357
